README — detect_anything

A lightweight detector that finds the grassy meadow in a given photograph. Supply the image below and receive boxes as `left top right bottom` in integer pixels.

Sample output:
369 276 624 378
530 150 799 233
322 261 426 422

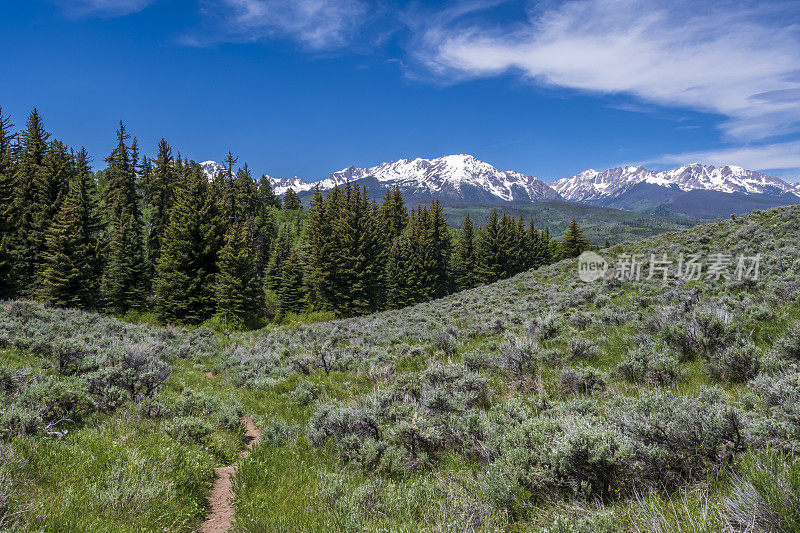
2 205 800 531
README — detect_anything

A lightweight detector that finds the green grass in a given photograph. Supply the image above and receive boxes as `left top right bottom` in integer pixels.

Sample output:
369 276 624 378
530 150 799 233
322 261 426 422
4 205 800 532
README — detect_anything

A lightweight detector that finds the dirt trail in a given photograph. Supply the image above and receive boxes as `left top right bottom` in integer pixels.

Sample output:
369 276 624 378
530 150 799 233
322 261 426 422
199 415 262 533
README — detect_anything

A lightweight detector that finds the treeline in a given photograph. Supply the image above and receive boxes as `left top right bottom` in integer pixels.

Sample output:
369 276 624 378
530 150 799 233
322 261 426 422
0 107 590 325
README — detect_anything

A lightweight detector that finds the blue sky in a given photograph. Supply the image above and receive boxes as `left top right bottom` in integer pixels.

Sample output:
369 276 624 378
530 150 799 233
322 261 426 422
2 0 800 183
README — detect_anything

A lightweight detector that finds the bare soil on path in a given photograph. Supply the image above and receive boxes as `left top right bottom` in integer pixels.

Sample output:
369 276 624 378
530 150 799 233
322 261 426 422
199 415 262 533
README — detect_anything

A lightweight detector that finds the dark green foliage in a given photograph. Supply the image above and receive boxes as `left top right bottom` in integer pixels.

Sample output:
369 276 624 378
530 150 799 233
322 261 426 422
101 207 147 314
561 218 588 259
153 163 223 324
143 139 177 282
385 233 420 309
0 107 16 298
278 247 306 315
215 222 264 320
258 176 281 209
337 186 383 315
265 224 293 293
100 123 146 313
8 109 50 296
451 214 477 291
282 188 301 210
0 109 561 323
39 163 96 308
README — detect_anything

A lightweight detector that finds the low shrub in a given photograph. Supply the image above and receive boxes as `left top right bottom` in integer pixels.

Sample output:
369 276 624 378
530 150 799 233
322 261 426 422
560 366 606 395
610 388 746 489
164 415 215 444
706 341 760 383
171 389 242 431
617 345 680 385
290 380 319 406
568 338 597 361
1 375 95 437
748 370 800 450
498 335 538 377
484 414 630 506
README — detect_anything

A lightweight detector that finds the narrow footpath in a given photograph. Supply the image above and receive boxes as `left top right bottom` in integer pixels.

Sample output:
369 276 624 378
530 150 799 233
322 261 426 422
199 415 262 533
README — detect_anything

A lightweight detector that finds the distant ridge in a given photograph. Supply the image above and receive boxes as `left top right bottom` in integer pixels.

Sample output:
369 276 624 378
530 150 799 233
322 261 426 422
199 156 800 217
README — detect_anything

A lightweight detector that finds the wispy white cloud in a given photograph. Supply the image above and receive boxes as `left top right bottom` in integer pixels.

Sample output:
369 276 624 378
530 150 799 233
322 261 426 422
649 141 800 182
411 0 800 143
58 0 153 17
189 0 371 49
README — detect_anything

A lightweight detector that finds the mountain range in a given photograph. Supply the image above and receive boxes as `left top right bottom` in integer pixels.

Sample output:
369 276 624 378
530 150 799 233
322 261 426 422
200 156 800 219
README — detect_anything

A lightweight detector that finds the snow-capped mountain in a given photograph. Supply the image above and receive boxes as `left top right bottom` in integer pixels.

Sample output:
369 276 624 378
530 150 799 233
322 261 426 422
199 155 799 218
286 154 561 204
200 161 226 181
552 163 800 203
269 176 313 196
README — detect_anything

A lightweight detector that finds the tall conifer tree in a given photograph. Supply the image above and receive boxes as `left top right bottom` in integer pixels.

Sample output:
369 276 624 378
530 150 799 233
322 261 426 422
265 224 294 293
152 163 223 323
278 247 306 315
477 208 503 283
283 188 301 210
100 123 146 312
561 218 588 259
386 232 420 309
451 214 477 291
39 164 95 307
9 109 49 295
0 107 16 297
215 221 263 320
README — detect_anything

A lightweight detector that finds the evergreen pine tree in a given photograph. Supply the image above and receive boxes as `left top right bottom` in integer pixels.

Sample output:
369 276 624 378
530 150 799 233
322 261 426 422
306 186 334 309
258 176 281 208
338 186 382 315
30 139 73 290
252 177 277 275
385 232 420 309
477 208 503 283
144 139 176 282
0 107 16 298
152 163 223 324
100 122 146 312
39 165 95 308
278 247 306 315
102 207 147 313
426 199 452 298
378 185 407 243
9 109 50 295
561 218 588 259
451 214 477 291
215 221 264 320
283 188 301 210
265 224 294 293
527 220 548 269
75 148 103 307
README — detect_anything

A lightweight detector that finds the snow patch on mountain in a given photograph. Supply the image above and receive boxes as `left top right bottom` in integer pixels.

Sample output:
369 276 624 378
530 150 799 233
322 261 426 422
200 161 227 181
552 163 800 202
306 154 561 202
269 176 313 196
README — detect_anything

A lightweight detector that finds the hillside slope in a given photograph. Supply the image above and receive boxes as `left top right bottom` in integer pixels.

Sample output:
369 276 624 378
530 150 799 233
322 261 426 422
442 200 697 242
220 205 800 530
2 206 800 531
